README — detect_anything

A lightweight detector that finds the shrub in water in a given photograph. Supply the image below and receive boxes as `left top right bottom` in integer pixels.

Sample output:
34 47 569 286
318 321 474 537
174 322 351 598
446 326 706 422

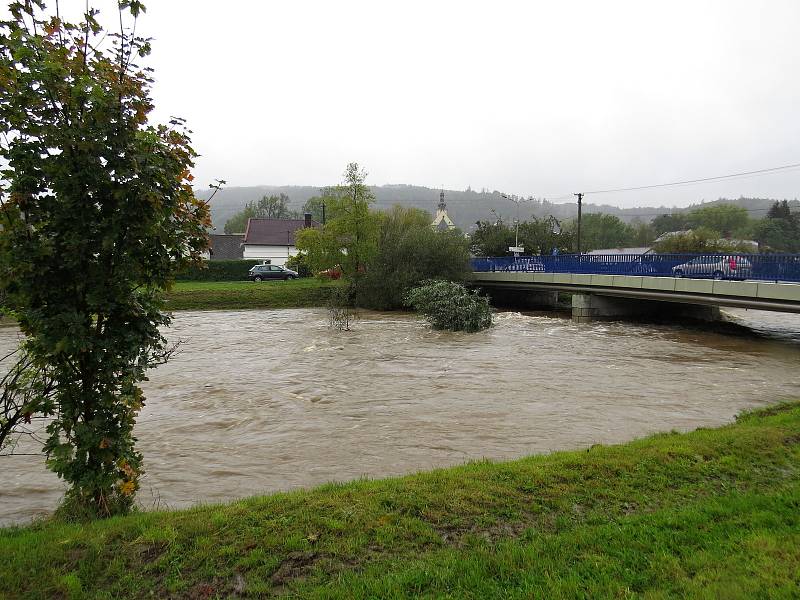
405 280 493 332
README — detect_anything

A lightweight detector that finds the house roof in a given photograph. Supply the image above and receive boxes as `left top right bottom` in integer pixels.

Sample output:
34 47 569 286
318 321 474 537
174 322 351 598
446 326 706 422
209 234 244 260
243 218 320 246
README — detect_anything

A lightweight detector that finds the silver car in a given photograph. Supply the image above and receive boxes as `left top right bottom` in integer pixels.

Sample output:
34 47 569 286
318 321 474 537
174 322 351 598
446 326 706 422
672 256 752 280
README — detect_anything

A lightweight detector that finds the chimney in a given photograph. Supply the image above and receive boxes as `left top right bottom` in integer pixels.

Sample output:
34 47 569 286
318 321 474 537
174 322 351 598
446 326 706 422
304 212 312 228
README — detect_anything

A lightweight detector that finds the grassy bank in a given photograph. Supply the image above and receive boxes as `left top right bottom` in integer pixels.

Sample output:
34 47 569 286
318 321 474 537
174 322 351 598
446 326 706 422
164 279 342 311
2 404 799 598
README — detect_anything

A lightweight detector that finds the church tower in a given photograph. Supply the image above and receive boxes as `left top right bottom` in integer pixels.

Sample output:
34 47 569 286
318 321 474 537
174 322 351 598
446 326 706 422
431 189 456 231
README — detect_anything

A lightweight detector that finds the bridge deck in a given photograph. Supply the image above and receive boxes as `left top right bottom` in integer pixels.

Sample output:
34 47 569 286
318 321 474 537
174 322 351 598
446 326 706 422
470 271 800 313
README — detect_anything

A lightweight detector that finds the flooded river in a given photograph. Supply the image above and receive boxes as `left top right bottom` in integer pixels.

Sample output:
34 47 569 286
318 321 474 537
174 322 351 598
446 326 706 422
2 308 800 525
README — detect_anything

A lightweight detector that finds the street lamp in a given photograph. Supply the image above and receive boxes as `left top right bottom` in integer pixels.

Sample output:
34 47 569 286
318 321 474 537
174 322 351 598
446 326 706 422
500 193 522 255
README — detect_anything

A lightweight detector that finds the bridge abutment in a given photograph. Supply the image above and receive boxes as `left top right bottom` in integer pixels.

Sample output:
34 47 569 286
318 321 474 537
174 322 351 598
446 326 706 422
571 293 721 323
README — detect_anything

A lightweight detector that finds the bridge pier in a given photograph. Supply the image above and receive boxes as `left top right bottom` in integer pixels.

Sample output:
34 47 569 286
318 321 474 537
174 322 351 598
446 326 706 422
571 293 721 323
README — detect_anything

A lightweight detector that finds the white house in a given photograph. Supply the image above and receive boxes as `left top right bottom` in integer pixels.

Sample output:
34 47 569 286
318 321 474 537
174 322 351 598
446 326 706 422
242 214 319 266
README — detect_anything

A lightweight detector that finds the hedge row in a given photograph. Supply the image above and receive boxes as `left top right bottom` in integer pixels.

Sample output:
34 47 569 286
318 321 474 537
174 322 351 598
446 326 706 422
175 260 261 282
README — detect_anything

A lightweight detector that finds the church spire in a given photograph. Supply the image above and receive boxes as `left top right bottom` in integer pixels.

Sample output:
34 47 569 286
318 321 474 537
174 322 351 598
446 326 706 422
431 187 456 231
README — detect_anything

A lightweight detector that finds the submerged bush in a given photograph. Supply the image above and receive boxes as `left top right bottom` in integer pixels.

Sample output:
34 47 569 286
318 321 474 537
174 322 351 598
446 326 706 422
328 283 357 331
405 280 492 332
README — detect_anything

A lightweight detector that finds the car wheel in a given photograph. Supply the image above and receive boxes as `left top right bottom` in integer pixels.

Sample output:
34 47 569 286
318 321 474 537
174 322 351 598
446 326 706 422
712 271 724 280
673 270 683 278
283 276 290 281
254 276 263 282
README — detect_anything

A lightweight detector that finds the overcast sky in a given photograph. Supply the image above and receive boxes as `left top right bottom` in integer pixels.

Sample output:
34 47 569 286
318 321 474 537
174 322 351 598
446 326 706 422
19 1 800 206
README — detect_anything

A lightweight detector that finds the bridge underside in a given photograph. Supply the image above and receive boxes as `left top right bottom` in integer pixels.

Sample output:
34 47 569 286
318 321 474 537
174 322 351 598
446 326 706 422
470 272 800 322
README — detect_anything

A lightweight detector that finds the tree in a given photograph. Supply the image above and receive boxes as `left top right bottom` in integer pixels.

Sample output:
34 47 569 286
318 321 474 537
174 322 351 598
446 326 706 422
471 215 573 256
652 228 754 253
767 200 794 220
651 213 689 236
296 163 379 280
0 349 55 457
753 201 800 252
566 214 634 252
686 205 751 238
302 195 329 224
223 203 258 234
470 219 515 256
629 219 656 247
258 193 294 219
0 2 210 516
357 206 470 310
517 215 571 255
223 193 295 233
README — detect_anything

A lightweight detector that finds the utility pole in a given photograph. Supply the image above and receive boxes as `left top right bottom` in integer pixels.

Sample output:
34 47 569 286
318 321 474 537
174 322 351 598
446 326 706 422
318 188 327 226
574 193 583 255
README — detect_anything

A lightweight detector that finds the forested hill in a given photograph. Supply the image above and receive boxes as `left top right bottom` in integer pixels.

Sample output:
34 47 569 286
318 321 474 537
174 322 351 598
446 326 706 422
197 184 798 233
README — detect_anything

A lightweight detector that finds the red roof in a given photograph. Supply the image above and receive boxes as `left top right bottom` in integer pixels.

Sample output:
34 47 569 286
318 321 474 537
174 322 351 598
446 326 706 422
243 218 319 246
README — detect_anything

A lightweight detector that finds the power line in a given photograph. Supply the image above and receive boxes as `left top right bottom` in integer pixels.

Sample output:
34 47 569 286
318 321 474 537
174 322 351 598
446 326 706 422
581 162 800 195
578 206 798 218
439 161 800 202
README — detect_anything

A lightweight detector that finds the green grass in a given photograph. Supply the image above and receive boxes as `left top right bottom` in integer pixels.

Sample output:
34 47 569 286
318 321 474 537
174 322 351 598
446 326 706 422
165 279 342 311
2 403 799 599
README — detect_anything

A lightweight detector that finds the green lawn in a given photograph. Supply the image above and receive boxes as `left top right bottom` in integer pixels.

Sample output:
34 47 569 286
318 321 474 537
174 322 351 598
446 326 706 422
165 279 342 311
1 402 799 598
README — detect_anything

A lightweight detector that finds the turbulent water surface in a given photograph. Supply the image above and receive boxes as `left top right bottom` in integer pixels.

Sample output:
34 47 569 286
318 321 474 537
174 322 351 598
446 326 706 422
2 307 799 525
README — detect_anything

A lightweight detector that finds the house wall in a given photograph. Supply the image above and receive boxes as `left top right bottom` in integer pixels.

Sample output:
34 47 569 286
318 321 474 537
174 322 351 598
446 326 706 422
242 244 299 266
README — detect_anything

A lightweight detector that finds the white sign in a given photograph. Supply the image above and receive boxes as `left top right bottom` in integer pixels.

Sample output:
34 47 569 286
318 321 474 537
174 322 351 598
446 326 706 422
509 246 524 253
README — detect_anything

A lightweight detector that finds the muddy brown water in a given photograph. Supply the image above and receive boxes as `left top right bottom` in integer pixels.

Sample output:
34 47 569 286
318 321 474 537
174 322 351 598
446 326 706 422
1 308 799 526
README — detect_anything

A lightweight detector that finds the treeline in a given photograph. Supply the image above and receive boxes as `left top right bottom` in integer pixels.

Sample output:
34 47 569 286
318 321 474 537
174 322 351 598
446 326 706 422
470 201 800 255
205 182 797 233
223 193 327 233
224 186 798 255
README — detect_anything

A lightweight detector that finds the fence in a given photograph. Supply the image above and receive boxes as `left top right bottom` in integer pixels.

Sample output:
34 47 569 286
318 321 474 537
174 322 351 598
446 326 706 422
471 253 800 283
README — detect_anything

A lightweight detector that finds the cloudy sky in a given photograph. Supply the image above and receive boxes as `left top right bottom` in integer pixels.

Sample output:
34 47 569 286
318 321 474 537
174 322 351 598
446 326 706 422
25 1 800 206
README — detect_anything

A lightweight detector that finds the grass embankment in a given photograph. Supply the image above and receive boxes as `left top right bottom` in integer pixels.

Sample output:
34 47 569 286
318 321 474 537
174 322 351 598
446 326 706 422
2 403 799 599
165 279 342 311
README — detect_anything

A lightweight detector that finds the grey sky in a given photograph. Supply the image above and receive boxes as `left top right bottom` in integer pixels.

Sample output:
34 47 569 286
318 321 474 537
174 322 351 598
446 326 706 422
20 1 800 206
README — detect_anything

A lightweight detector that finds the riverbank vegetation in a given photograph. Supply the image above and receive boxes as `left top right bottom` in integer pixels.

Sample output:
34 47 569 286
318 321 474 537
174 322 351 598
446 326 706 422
1 402 799 598
175 260 263 282
165 280 343 311
295 164 471 312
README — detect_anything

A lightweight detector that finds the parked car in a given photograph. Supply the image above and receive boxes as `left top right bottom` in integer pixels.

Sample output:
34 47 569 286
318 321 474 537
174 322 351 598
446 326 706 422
248 264 299 281
671 256 752 280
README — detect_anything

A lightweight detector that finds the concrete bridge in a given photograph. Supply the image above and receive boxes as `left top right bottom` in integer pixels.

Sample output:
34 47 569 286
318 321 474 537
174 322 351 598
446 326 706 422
469 256 800 322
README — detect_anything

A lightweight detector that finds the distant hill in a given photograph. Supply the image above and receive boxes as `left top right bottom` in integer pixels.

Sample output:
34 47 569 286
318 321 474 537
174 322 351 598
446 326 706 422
196 184 799 233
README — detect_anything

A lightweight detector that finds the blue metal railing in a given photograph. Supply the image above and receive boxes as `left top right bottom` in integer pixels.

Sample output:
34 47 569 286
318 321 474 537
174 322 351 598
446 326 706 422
471 253 800 283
